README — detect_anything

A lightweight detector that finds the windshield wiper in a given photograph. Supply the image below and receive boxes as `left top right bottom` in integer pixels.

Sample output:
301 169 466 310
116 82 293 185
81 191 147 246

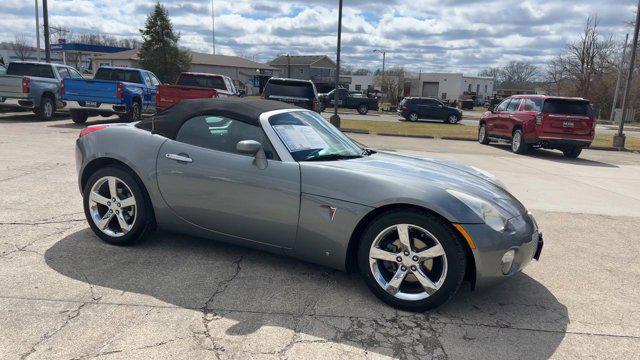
361 148 377 156
303 154 363 162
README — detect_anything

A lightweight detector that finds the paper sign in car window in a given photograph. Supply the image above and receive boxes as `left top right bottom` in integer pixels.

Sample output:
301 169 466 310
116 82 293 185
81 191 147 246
273 125 328 152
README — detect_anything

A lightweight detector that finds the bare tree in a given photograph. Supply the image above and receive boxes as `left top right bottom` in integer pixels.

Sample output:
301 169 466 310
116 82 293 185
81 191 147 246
11 36 34 61
352 68 370 75
374 67 406 105
501 61 540 83
478 67 503 83
553 16 616 99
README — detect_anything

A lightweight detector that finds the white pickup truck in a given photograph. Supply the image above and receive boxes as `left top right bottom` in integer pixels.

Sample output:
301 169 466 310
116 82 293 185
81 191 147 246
0 61 83 121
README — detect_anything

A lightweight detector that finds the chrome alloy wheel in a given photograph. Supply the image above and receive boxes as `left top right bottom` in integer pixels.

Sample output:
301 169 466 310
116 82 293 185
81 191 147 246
478 125 486 141
44 100 53 118
369 224 448 301
512 131 522 152
88 176 137 237
448 114 459 124
409 113 418 121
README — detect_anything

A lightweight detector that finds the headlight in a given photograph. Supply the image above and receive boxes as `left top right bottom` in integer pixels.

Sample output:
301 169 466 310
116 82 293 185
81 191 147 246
447 189 510 232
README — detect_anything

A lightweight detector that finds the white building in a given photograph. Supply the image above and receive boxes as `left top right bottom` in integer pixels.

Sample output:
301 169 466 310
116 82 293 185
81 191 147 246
346 75 375 92
407 72 494 103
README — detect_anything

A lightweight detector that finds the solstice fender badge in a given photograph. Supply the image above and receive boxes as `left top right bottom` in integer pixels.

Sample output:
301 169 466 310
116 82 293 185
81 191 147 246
320 205 337 221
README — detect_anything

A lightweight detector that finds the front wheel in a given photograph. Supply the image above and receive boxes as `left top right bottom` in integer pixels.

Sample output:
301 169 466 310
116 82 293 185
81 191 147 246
357 209 466 312
562 146 582 158
83 167 152 245
478 123 490 144
511 129 529 154
357 104 369 115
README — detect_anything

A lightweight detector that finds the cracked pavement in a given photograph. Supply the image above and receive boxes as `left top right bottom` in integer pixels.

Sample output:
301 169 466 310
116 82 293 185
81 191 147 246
1 112 639 359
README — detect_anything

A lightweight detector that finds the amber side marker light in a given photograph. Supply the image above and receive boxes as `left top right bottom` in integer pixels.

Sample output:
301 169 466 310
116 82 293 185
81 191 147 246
453 223 476 250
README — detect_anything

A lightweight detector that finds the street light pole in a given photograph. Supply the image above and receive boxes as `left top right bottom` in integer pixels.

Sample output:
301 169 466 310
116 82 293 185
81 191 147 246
614 0 640 148
373 49 386 99
330 0 343 128
42 0 50 62
35 0 41 61
610 33 629 122
211 0 216 54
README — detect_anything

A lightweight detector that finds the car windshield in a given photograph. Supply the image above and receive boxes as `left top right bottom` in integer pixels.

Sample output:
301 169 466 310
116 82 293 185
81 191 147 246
268 111 363 161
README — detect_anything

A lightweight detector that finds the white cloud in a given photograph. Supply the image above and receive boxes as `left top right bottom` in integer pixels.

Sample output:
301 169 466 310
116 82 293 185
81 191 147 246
0 0 635 74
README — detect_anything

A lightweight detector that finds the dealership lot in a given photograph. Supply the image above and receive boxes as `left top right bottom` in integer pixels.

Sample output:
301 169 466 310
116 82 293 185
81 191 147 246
1 112 639 359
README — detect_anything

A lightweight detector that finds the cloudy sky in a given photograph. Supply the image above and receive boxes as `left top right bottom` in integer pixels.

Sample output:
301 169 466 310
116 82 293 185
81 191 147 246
0 0 636 74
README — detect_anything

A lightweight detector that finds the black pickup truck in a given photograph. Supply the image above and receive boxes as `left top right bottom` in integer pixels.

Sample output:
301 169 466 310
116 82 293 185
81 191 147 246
318 88 379 115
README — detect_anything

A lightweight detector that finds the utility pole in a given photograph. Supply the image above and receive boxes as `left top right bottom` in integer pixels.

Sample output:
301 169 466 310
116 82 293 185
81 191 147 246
42 0 50 62
35 0 41 61
330 0 343 128
610 34 629 122
287 54 291 78
373 49 386 99
211 0 216 54
614 0 640 148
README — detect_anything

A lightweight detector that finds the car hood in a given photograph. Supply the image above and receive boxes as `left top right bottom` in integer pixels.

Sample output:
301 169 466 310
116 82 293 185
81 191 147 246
445 106 461 113
307 151 527 218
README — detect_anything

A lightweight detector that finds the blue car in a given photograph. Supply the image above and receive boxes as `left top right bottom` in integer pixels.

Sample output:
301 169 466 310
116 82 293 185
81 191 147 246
63 66 161 124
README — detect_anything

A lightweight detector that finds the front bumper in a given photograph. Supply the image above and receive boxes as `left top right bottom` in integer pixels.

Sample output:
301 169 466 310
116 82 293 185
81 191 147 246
461 213 543 289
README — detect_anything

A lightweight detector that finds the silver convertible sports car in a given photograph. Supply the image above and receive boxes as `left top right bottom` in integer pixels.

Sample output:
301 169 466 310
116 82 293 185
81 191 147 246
76 99 543 311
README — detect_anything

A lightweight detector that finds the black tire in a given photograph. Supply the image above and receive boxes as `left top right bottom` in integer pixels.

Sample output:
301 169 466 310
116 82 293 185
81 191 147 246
445 114 459 124
35 95 55 121
407 112 419 122
357 104 369 115
70 110 89 124
83 166 153 246
123 100 141 122
511 129 529 154
357 209 467 312
562 146 582 158
478 123 490 144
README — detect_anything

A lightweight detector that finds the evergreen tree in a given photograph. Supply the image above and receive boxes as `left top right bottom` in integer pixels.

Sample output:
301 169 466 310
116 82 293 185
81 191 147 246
138 2 191 83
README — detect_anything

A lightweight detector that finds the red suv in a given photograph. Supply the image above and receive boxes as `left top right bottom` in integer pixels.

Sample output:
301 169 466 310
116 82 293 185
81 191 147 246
478 95 595 158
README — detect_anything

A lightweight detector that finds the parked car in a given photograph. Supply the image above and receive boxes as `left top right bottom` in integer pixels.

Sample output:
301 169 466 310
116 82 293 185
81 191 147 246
75 98 542 312
262 78 320 112
318 88 379 114
156 72 239 111
478 95 595 158
0 61 82 120
398 97 463 124
62 66 161 124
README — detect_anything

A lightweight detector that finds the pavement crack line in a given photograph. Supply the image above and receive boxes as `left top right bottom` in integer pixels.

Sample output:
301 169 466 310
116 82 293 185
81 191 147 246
3 295 640 341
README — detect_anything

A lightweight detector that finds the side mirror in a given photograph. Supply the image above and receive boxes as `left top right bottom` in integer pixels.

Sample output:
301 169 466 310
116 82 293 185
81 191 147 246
236 140 267 169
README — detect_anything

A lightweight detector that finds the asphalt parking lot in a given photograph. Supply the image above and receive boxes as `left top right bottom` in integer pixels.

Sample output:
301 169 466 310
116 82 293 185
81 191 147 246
1 111 639 359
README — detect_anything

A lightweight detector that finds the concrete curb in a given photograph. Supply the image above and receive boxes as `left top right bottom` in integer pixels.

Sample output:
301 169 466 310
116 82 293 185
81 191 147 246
341 128 370 134
440 136 476 142
377 133 435 139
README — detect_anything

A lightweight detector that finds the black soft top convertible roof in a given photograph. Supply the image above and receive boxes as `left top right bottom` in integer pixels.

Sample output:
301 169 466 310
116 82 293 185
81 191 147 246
136 98 296 139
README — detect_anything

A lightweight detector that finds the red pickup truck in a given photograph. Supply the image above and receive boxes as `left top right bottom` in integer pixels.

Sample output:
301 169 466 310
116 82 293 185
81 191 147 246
156 72 238 111
479 95 595 158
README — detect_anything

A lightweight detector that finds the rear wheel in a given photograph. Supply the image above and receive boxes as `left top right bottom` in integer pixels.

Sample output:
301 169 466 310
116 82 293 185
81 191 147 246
35 95 55 121
478 123 490 144
70 110 89 124
83 167 152 245
562 146 582 158
445 114 459 124
123 101 141 122
511 129 529 154
357 209 466 312
357 104 369 115
407 112 419 122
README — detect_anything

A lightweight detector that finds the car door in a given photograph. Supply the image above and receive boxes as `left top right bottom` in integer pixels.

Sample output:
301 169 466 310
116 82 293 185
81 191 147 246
485 98 510 137
156 114 301 249
141 72 157 113
503 98 522 138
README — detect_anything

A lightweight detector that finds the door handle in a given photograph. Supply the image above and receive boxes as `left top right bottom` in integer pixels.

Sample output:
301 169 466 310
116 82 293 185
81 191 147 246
165 153 193 163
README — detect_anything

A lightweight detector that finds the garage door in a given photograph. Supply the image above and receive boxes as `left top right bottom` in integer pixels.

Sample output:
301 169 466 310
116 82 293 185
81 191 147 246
422 82 439 98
